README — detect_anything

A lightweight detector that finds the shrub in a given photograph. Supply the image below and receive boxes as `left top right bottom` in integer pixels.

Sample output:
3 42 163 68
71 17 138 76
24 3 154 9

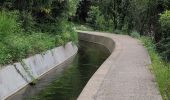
130 31 140 38
114 29 128 35
53 20 78 44
140 36 156 52
86 6 113 31
0 10 77 66
158 10 170 60
140 36 170 100
74 24 94 31
68 0 80 16
0 42 12 65
20 11 35 33
95 14 106 31
86 6 100 28
0 10 20 41
1 33 56 64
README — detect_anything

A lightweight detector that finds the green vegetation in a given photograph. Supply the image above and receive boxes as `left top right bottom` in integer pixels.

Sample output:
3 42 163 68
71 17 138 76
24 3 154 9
86 6 113 32
0 1 79 65
75 0 170 61
74 23 93 31
0 0 169 64
140 37 170 100
0 10 76 65
129 31 140 39
0 0 170 99
158 10 170 60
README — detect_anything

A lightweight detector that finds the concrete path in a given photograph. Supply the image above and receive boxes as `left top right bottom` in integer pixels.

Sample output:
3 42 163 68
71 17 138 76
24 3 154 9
78 31 162 100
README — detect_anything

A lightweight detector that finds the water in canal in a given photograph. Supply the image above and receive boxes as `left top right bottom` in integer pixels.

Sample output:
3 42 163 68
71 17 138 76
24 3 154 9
7 40 110 100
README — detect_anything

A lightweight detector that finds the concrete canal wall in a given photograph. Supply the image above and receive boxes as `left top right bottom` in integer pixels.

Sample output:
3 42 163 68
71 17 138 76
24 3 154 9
77 31 119 100
0 42 78 100
77 31 162 100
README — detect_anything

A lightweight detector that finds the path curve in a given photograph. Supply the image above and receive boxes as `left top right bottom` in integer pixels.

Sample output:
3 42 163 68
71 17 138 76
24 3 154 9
77 31 162 100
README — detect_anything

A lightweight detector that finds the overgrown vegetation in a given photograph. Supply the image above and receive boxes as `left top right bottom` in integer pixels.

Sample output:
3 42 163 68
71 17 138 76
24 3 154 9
0 0 79 66
158 10 170 60
140 37 170 100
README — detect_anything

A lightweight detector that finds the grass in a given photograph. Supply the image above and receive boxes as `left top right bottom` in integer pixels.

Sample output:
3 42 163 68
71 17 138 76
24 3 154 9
0 31 62 65
0 10 77 66
140 36 170 100
74 23 131 35
74 23 94 31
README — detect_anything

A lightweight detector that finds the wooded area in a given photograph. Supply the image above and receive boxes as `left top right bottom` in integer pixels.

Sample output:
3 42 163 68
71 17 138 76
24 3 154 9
0 0 170 62
76 0 170 61
0 0 170 99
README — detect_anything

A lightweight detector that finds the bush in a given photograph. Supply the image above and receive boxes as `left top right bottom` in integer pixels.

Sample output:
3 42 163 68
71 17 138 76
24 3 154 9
0 33 56 65
114 29 128 35
130 31 140 38
86 6 113 31
140 36 156 52
74 24 94 31
140 36 170 100
158 10 170 60
0 10 77 66
54 20 78 44
0 10 20 41
0 42 12 65
86 6 100 28
20 11 35 33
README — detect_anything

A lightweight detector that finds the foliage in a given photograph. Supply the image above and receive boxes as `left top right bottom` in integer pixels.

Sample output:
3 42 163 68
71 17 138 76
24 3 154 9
74 24 94 31
76 0 170 34
19 11 35 32
86 6 113 32
0 23 77 65
130 31 140 38
0 32 56 65
158 10 170 60
140 36 170 100
75 0 170 62
0 0 79 66
159 10 170 36
75 0 91 22
68 0 80 16
0 10 20 40
0 0 80 33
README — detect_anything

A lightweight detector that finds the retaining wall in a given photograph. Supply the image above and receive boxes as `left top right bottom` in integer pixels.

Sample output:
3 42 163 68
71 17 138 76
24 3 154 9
0 42 78 100
77 31 120 100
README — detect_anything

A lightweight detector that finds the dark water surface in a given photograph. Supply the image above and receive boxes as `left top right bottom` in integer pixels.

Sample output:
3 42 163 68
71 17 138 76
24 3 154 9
7 41 110 100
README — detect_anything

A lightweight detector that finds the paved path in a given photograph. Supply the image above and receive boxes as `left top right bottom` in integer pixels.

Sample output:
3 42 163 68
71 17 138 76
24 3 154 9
78 31 162 100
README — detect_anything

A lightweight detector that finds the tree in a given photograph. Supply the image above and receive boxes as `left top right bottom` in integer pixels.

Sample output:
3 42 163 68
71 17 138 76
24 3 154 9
158 10 170 60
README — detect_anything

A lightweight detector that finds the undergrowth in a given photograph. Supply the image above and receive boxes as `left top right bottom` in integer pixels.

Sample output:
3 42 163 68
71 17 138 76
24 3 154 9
0 10 77 66
140 36 170 100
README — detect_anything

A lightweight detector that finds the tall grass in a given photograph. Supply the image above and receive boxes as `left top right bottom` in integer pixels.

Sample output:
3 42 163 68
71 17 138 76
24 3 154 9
140 36 170 100
0 10 77 66
0 10 20 40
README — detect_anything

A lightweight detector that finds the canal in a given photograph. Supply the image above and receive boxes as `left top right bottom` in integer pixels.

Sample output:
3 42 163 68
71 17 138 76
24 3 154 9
7 40 110 100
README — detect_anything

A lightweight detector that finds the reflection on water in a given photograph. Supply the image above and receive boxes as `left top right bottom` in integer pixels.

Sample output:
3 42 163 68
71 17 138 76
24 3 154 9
7 41 110 100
